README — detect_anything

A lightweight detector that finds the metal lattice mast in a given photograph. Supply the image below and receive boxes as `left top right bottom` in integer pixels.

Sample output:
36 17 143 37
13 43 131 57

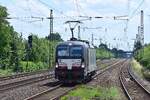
48 9 53 68
140 10 144 46
78 26 81 39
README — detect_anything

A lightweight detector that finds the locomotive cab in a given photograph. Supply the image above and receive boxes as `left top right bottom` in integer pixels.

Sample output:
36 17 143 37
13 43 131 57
55 40 96 83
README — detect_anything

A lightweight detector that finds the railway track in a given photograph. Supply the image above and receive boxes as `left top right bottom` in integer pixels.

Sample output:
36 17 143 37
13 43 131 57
24 59 124 100
0 69 52 81
0 59 120 100
0 73 54 92
120 60 150 100
0 59 114 83
0 59 117 92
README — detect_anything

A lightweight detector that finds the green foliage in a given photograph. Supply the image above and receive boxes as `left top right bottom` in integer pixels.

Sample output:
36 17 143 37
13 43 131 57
134 44 150 80
96 48 114 59
0 69 13 76
131 59 144 78
24 35 59 69
0 5 62 74
142 69 150 80
0 5 9 24
46 32 63 41
0 5 12 69
61 86 120 100
135 44 150 70
134 41 142 52
20 61 48 72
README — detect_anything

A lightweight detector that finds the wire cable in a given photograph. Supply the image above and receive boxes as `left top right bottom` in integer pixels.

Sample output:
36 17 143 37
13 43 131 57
36 0 76 20
130 0 145 19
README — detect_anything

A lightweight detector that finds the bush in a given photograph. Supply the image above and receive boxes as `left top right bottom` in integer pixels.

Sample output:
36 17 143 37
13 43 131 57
20 61 49 72
135 44 150 69
134 44 150 80
140 58 149 67
142 68 150 80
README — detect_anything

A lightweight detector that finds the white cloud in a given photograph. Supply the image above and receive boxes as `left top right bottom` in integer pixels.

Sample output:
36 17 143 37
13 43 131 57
111 0 127 4
86 0 102 4
12 0 49 16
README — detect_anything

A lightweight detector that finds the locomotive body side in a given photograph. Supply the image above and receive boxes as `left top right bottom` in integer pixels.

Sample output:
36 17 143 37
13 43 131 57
87 48 97 75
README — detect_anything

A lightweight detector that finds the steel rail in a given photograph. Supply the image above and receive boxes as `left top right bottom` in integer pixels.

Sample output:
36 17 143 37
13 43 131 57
0 74 54 92
24 84 62 100
0 59 115 82
119 60 132 100
52 59 126 100
0 69 52 81
128 64 150 94
24 59 124 100
119 60 150 100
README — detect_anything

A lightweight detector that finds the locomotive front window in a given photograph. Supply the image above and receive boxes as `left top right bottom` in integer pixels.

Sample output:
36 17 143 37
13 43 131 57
70 46 82 57
57 46 69 57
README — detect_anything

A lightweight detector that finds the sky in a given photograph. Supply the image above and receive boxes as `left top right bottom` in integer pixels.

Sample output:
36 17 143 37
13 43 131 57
0 0 150 51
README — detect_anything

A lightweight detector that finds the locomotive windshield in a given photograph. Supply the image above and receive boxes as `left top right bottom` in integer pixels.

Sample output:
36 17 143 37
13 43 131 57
57 45 69 57
57 45 83 57
70 46 82 57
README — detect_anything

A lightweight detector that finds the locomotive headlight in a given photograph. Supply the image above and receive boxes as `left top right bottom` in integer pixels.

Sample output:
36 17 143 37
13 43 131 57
55 63 58 68
81 63 85 68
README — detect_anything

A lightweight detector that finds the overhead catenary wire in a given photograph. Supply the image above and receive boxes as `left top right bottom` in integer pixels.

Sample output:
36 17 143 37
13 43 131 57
36 0 76 20
2 0 136 50
25 0 32 17
130 0 145 19
10 0 46 28
28 0 46 16
74 0 80 16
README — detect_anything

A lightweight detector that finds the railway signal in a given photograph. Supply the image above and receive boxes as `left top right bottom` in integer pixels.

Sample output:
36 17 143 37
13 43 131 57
28 35 32 48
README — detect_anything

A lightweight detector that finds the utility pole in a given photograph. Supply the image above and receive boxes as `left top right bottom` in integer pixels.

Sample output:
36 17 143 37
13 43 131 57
91 33 94 46
48 9 53 68
140 10 144 58
140 10 144 47
108 43 111 58
99 38 102 45
78 25 81 40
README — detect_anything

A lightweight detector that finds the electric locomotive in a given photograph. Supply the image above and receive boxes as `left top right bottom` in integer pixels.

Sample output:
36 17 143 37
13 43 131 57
55 38 97 83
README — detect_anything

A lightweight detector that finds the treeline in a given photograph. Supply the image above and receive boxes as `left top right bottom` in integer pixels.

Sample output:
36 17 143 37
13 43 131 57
0 5 62 73
96 43 114 59
96 43 127 59
134 41 150 79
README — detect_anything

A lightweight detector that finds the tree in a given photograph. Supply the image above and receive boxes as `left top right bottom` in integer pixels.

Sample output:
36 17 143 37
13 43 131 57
134 41 142 52
99 43 108 50
0 5 11 69
46 32 63 41
0 5 22 71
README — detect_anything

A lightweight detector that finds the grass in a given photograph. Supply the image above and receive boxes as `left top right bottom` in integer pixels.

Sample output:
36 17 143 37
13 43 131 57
0 69 14 77
61 85 121 100
131 59 143 78
132 59 150 80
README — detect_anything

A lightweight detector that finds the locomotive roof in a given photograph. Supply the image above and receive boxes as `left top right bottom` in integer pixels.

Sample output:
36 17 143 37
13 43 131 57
57 40 94 48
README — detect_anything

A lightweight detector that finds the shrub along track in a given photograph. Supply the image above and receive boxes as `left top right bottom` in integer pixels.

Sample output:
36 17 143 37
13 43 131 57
23 59 123 100
120 60 150 100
